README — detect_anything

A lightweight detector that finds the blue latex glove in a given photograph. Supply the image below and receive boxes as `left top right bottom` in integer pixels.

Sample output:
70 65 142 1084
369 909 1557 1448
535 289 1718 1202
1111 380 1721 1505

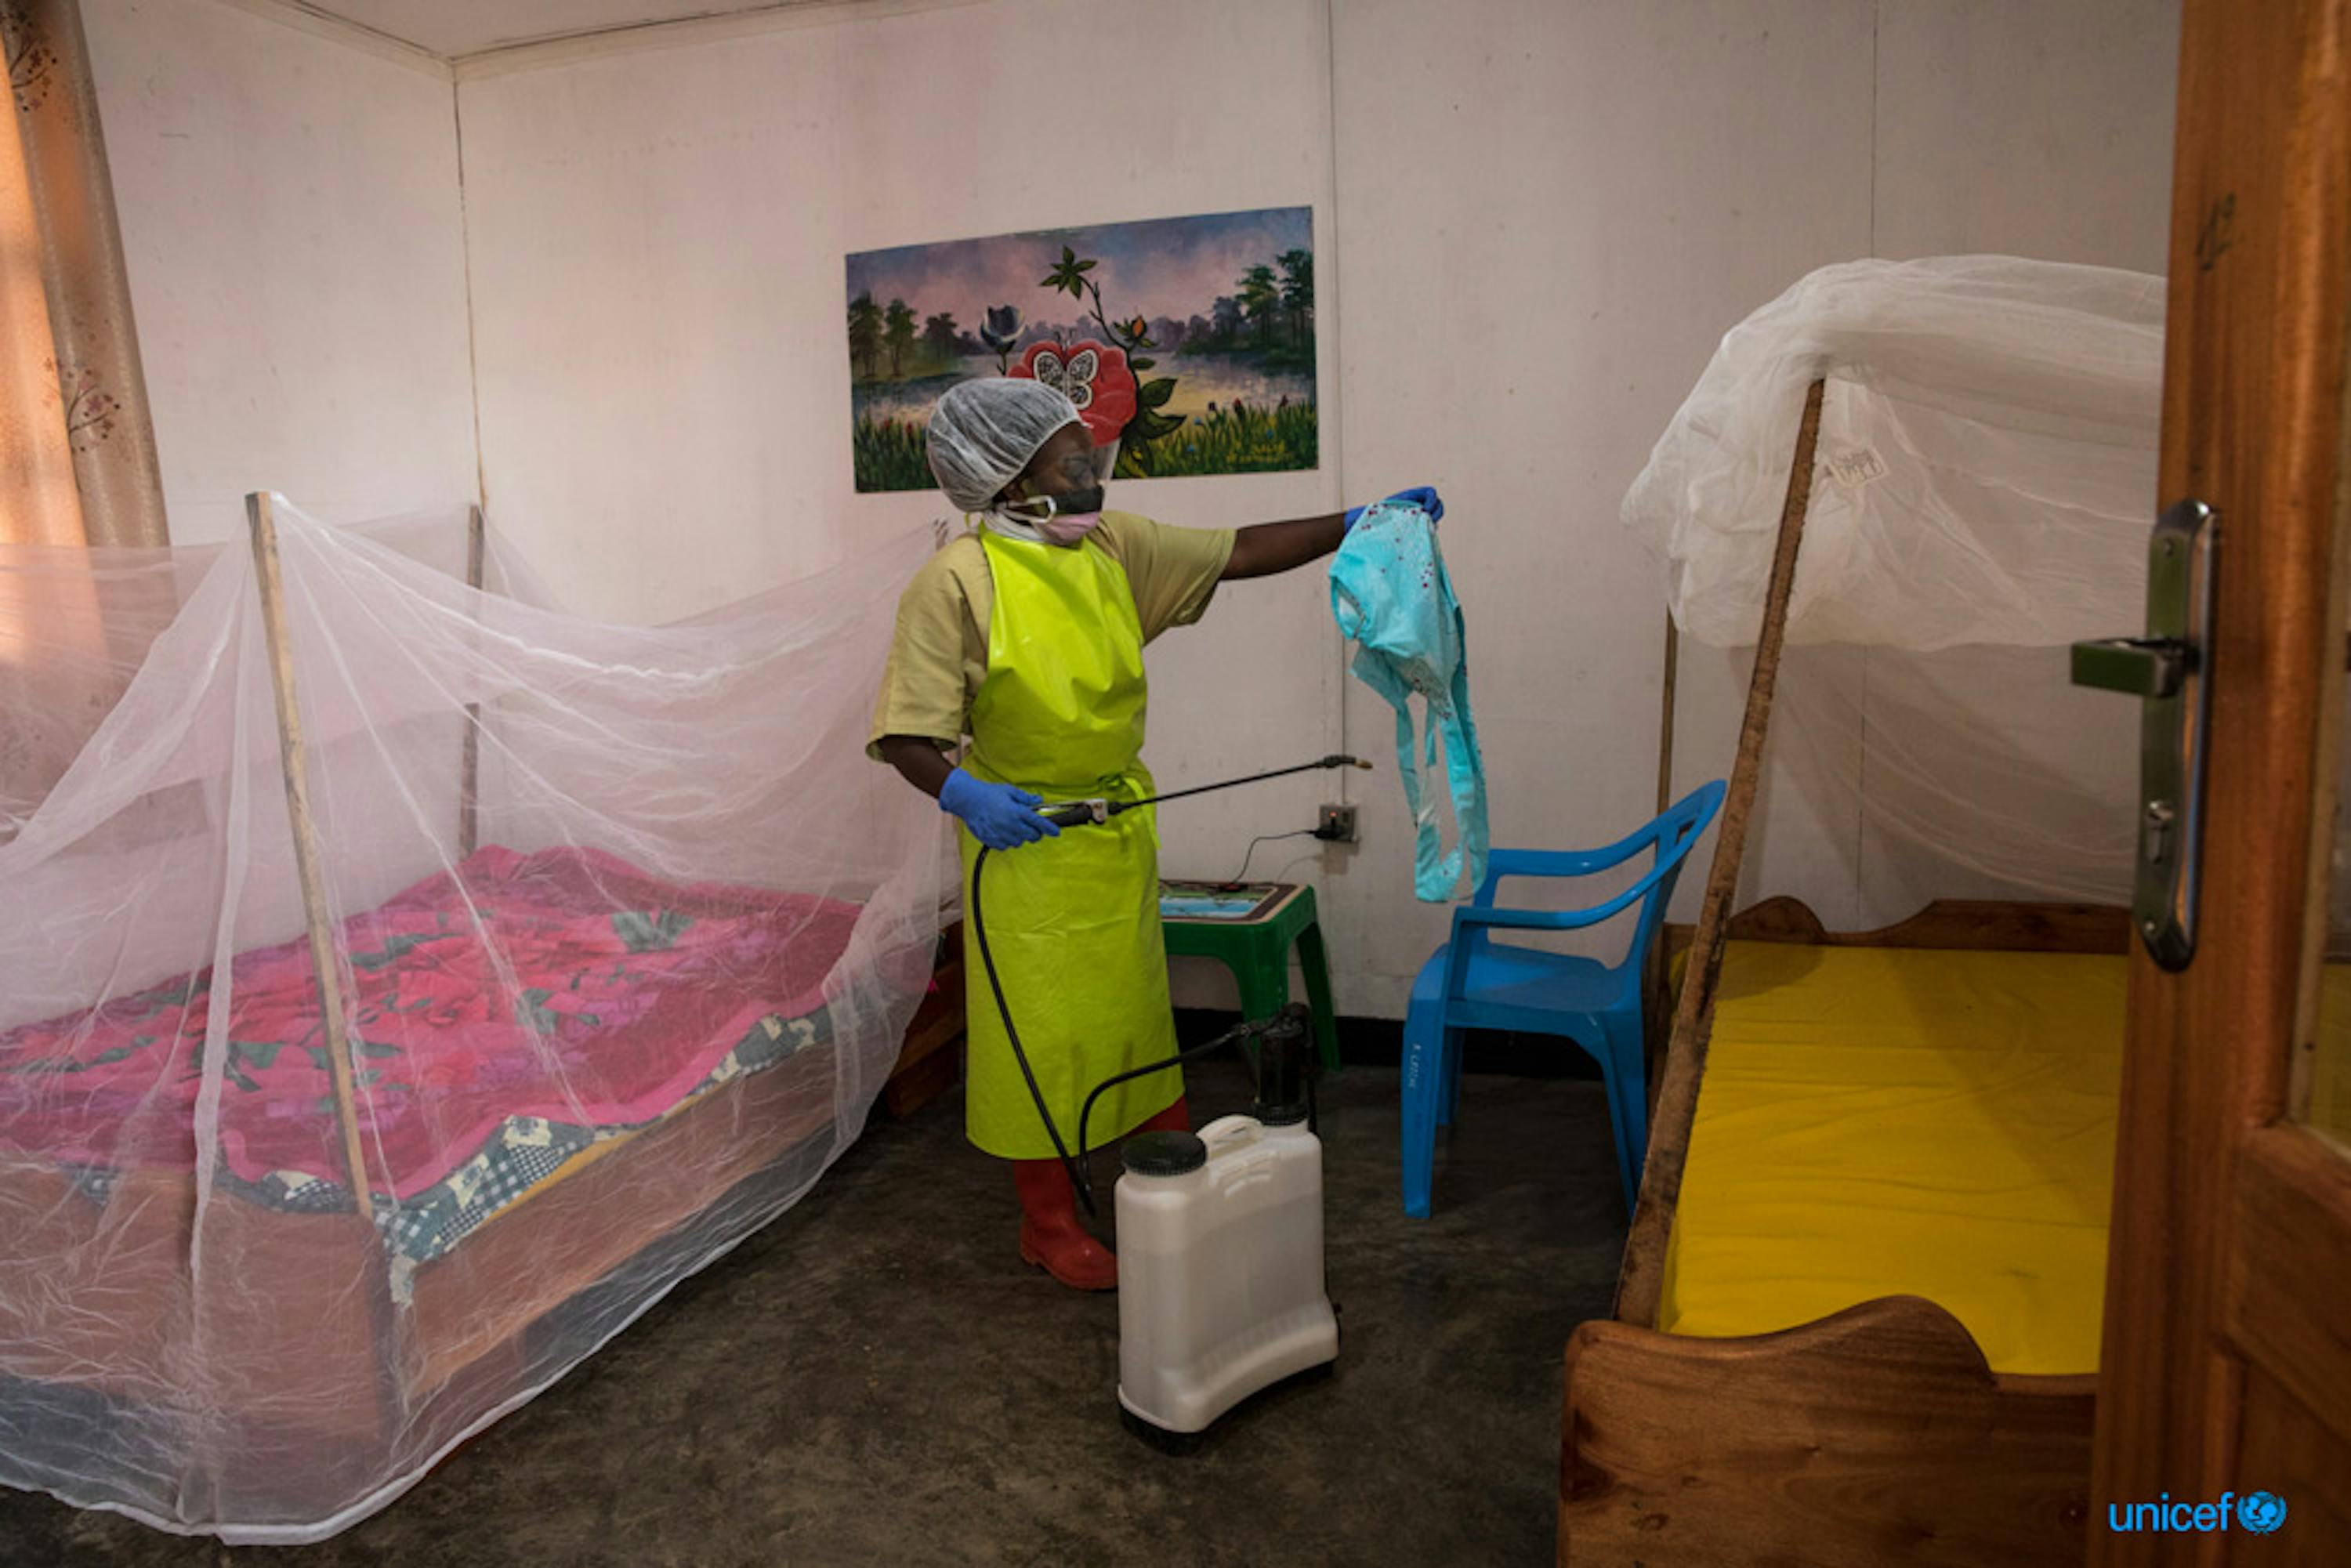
1345 486 1445 531
939 766 1060 850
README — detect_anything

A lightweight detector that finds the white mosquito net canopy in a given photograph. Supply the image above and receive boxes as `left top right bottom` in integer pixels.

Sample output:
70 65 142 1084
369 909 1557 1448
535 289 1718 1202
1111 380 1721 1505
1624 255 2167 910
0 502 947 1541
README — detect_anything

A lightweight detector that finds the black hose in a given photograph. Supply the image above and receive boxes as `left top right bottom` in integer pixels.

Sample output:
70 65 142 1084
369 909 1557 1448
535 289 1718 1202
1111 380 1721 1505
971 842 1252 1220
967 844 1084 1198
1073 1029 1252 1182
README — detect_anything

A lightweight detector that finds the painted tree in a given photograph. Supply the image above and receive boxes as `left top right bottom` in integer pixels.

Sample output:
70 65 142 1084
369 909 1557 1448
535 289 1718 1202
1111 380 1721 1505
922 311 962 364
846 292 883 381
1278 250 1314 348
1211 295 1244 342
883 299 918 378
1238 264 1281 347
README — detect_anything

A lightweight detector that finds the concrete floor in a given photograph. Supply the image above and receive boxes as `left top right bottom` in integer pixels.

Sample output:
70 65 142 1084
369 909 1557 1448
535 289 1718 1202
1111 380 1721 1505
0 1054 1626 1567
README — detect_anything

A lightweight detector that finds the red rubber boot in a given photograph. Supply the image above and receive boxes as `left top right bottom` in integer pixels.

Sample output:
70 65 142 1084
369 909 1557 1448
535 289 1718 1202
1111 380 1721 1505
1012 1158 1118 1291
1136 1094 1191 1135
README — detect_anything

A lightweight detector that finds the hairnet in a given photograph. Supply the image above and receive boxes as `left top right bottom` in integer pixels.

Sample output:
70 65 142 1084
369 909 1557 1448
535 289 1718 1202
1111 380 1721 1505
925 378 1084 512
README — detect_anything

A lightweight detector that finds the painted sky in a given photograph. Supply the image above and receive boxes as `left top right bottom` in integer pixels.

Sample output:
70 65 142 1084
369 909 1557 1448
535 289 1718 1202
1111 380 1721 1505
846 207 1312 331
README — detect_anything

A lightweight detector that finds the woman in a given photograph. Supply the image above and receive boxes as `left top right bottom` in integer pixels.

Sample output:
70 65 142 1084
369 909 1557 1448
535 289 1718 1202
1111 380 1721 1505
871 375 1437 1289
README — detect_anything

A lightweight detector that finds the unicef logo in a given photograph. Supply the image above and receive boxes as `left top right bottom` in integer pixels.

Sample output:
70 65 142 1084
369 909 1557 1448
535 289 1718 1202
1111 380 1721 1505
2110 1490 2288 1535
2238 1492 2288 1534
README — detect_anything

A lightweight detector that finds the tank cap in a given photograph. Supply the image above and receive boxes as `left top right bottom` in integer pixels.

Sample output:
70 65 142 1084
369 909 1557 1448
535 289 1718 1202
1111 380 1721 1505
1121 1130 1207 1178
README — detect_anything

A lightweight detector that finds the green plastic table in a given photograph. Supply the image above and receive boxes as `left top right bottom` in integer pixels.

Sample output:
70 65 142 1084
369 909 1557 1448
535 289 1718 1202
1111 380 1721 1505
1157 881 1340 1070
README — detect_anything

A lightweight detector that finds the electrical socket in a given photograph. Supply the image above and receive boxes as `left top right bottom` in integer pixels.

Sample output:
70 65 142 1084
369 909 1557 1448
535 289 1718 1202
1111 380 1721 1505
1316 804 1359 843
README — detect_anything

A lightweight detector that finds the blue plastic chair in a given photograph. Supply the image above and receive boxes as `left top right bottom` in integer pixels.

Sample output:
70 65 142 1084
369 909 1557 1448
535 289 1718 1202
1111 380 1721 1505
1400 780 1726 1219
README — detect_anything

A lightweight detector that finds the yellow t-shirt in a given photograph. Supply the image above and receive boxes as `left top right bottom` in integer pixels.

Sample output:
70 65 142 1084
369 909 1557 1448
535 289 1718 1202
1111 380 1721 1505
868 511 1237 755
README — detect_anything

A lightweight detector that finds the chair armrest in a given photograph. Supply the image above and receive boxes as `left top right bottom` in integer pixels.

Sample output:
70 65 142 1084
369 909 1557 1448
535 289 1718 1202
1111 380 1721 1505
1486 846 1623 879
1476 835 1656 904
1454 906 1592 933
1456 849 1693 935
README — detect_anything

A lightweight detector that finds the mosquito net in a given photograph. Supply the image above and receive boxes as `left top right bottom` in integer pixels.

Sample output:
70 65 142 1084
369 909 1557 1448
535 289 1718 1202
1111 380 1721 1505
1625 255 2167 907
0 500 947 1541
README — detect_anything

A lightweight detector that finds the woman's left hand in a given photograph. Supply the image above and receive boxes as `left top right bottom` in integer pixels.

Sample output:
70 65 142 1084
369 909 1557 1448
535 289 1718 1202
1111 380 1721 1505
1344 486 1445 530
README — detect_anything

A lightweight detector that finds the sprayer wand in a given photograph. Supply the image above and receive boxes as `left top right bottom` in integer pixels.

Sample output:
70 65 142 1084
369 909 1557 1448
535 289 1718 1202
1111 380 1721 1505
1036 753 1373 827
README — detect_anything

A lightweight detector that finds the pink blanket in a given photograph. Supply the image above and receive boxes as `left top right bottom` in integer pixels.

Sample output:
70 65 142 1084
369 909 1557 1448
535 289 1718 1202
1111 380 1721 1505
0 846 859 1199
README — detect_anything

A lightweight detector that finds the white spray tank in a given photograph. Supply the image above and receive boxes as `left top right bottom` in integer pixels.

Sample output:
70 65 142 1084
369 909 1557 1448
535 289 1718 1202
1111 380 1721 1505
1116 1005 1339 1439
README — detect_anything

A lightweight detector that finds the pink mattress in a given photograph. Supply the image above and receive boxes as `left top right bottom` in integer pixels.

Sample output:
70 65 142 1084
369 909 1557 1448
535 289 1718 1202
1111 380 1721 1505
0 846 859 1200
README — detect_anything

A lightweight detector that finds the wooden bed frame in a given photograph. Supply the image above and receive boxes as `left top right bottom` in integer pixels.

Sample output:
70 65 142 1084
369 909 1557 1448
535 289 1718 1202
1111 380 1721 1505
0 497 955 1519
0 1035 839 1516
1563 896 2122 1566
886 921 964 1117
1559 384 2129 1565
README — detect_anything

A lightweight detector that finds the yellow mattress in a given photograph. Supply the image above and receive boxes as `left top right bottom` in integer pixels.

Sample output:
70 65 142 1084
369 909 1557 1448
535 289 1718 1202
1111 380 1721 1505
1659 941 2125 1376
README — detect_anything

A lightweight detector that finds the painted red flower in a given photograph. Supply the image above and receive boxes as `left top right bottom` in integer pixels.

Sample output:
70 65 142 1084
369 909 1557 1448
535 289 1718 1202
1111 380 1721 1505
1010 341 1136 447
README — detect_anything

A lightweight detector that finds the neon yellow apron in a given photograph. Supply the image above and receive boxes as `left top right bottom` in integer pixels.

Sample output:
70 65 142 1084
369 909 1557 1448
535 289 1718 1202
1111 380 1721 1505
960 528 1179 1159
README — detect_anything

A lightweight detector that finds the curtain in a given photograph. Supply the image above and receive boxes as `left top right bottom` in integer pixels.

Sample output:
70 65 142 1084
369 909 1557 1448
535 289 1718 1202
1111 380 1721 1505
0 51 78 549
2 1 172 836
2 0 166 550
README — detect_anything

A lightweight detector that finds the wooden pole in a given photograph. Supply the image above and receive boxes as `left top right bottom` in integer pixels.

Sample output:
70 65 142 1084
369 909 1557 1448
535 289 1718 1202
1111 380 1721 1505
1616 377 1826 1327
247 492 374 1211
1656 617 1679 816
458 503 484 861
1643 616 1683 1093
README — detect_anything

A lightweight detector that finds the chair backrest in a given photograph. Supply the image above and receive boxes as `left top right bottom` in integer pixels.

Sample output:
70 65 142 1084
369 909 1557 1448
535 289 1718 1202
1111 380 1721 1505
1622 780 1728 979
1449 780 1726 1001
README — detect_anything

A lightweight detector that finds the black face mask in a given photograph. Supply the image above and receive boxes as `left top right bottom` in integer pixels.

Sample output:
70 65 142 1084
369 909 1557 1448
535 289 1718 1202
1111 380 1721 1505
1009 483 1106 521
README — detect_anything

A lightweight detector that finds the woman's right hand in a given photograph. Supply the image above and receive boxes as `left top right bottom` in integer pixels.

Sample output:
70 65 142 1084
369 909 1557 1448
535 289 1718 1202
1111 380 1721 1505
939 767 1060 850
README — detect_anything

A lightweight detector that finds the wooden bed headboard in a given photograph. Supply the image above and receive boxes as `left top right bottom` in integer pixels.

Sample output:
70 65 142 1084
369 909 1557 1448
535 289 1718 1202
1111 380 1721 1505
1666 895 2132 958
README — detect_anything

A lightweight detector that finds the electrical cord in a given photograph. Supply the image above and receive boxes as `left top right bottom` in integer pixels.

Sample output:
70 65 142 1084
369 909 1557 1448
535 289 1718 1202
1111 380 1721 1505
1217 829 1318 890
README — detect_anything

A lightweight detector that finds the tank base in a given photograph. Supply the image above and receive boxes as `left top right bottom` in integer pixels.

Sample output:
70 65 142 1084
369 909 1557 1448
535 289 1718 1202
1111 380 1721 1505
1118 1356 1337 1453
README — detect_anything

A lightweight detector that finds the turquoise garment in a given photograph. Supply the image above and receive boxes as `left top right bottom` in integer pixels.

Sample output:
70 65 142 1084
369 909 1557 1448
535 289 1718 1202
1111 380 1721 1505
1330 502 1489 901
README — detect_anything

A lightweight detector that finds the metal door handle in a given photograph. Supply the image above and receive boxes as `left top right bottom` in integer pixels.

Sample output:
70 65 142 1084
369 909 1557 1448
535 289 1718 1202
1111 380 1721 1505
2072 636 2190 699
2070 498 2219 970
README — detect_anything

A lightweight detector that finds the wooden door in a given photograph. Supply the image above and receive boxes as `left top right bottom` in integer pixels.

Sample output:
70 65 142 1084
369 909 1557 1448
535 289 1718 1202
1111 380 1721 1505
2090 0 2351 1559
